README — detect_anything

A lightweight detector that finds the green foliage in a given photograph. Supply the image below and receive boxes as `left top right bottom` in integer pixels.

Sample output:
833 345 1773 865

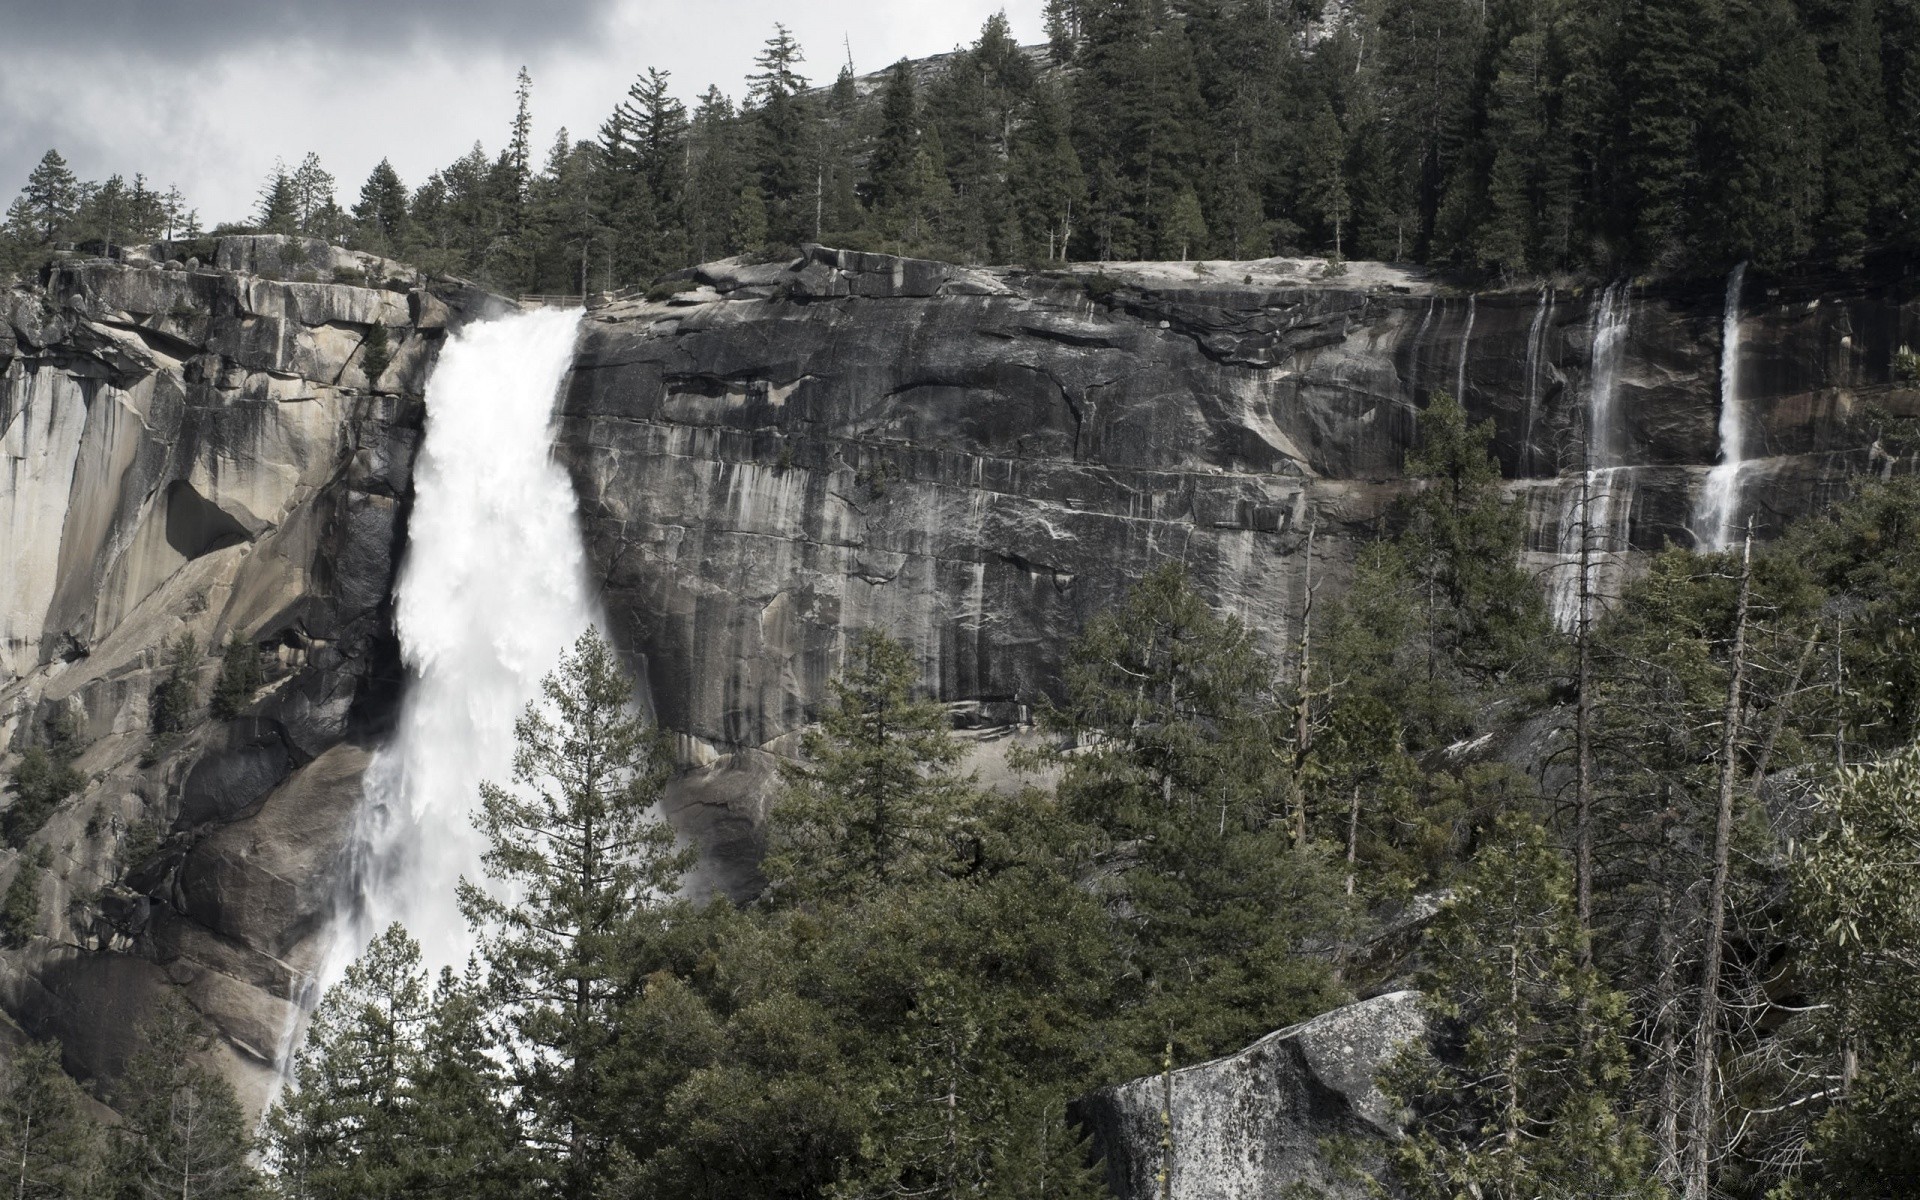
147 634 200 760
269 926 517 1199
2 858 39 946
1388 815 1660 1200
0 1041 105 1198
765 630 973 901
5 708 84 849
358 323 392 391
1035 563 1353 1066
1789 744 1920 1196
460 625 691 1196
112 999 260 1199
210 632 264 720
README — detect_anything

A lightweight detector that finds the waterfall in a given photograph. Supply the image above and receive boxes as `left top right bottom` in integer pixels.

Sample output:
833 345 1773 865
1550 285 1634 630
1520 287 1553 475
279 307 593 1067
1455 293 1476 401
1694 263 1749 551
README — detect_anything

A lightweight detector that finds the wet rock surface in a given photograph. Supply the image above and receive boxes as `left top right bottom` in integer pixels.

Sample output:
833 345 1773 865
561 249 1920 896
0 237 490 1107
4 240 1916 1113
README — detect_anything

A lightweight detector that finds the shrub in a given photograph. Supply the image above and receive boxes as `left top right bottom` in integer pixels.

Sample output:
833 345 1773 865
361 322 392 388
5 710 84 849
211 633 263 720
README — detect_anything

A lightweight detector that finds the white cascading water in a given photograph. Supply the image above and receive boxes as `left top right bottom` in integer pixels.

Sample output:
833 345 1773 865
1694 263 1749 551
281 307 594 1065
1455 292 1476 401
1550 284 1634 630
1519 287 1554 476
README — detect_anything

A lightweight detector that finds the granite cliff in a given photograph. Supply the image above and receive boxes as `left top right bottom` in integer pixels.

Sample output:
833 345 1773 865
2 237 1914 1107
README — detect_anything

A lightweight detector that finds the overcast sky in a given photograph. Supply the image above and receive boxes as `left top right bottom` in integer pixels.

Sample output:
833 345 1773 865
0 1 1046 226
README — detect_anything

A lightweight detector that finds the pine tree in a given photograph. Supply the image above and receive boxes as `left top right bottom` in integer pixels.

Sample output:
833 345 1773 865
1037 564 1352 1066
683 86 746 264
5 709 84 849
353 159 409 252
112 1000 259 1200
745 24 815 246
508 67 534 204
0 1041 104 1198
268 924 430 1200
289 153 335 236
8 150 80 243
765 631 973 901
459 626 690 1199
1389 814 1660 1200
257 163 299 235
1787 743 1920 1196
868 61 923 228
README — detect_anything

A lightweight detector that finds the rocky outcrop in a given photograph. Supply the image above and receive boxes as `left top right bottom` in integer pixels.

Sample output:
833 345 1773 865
1072 990 1425 1199
560 247 1920 894
0 236 492 1107
6 236 1916 1112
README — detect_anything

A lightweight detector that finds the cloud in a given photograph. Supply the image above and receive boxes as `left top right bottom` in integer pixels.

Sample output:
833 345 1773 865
2 0 618 54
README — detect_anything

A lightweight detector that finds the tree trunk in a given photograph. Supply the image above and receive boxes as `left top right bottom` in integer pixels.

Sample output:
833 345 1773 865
1684 526 1752 1200
1575 469 1595 962
1291 518 1318 847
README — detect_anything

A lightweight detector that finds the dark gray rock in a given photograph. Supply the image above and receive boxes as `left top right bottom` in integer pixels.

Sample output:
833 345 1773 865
1072 991 1424 1200
559 256 1915 897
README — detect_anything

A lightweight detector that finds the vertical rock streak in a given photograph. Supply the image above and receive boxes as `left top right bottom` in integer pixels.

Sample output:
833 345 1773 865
1696 264 1749 551
281 307 591 1066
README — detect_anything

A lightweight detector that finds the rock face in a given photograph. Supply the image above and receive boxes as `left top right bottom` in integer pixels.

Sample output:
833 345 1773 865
0 236 493 1107
560 246 1920 893
4 238 1916 1111
1071 990 1425 1199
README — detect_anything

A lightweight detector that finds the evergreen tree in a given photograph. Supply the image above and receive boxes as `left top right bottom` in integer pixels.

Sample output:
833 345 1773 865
5 708 84 849
1389 814 1660 1200
0 1041 104 1199
744 24 816 246
7 150 80 243
1788 743 1920 1196
257 163 298 235
289 152 336 236
210 633 262 721
765 630 972 901
459 626 690 1198
1035 564 1352 1066
268 925 431 1200
353 159 409 253
112 1000 259 1200
868 61 923 227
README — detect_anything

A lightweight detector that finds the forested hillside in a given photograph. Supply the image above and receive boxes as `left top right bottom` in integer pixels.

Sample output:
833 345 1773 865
9 0 1920 290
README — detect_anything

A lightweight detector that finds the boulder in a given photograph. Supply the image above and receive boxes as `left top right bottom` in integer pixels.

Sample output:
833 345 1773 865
1072 991 1425 1200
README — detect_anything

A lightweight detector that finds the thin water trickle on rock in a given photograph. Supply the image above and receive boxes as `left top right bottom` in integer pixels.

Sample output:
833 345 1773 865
1695 263 1749 550
1550 285 1633 630
275 306 592 1076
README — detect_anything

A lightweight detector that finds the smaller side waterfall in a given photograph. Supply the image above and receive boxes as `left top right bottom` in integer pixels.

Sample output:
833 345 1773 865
1520 287 1554 475
1694 263 1749 550
1455 293 1476 401
1549 284 1634 630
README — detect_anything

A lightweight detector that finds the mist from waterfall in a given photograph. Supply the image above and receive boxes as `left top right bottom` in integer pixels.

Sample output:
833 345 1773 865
1695 263 1749 551
1550 285 1634 631
284 307 594 1060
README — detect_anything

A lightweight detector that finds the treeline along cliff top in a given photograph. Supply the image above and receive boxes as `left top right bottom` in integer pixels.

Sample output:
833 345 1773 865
8 0 1920 292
